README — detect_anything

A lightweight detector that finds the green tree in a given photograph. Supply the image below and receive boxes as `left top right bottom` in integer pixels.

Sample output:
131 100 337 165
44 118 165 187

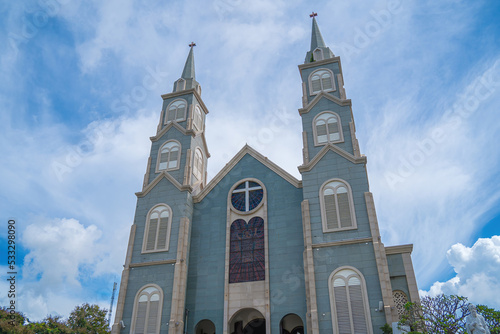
67 303 109 334
476 305 500 334
25 315 71 334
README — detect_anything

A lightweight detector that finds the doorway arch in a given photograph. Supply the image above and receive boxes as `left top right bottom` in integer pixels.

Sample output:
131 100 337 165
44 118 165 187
195 319 216 334
229 308 266 334
280 314 304 334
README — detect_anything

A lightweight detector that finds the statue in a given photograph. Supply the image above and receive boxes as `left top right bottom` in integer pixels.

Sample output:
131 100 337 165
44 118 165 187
466 304 490 334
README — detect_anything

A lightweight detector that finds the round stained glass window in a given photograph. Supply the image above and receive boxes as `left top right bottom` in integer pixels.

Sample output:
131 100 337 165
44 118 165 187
231 181 263 212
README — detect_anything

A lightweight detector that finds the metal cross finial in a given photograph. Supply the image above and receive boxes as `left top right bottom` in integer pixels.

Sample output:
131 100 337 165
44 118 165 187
189 42 196 48
310 12 318 18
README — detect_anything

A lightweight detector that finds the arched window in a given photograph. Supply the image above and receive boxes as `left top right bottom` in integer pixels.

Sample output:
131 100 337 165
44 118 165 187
321 179 356 232
165 99 187 123
231 181 264 213
313 48 324 61
143 204 172 252
310 69 335 94
393 290 409 319
131 285 163 334
176 78 185 92
192 148 203 184
157 141 180 171
314 112 342 144
229 217 265 283
193 106 203 132
330 268 372 334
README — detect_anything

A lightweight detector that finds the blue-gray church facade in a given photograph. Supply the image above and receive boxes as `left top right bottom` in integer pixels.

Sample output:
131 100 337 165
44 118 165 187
112 16 419 334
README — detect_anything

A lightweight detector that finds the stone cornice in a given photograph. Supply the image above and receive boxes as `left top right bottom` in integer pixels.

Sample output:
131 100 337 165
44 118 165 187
385 244 414 255
129 259 176 268
298 91 352 115
312 237 372 248
150 122 189 142
161 88 209 115
194 144 302 203
136 171 192 198
298 143 366 173
298 56 341 71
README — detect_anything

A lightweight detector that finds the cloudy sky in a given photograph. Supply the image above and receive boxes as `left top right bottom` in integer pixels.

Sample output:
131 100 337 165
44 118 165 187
1 0 500 322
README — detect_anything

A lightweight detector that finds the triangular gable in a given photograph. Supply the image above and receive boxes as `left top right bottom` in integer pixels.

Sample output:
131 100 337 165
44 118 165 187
194 144 302 203
136 171 192 198
298 143 366 173
149 122 210 158
160 88 210 115
298 91 351 115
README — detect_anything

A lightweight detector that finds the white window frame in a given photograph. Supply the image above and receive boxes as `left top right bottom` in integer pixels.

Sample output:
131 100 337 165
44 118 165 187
313 111 344 146
329 267 373 334
192 148 204 185
142 204 173 253
308 68 336 95
192 105 203 132
156 140 181 173
319 178 357 233
164 99 187 124
130 284 163 334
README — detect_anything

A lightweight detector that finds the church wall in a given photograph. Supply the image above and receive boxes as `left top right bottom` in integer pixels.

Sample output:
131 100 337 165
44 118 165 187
387 253 411 297
300 60 341 103
185 154 306 333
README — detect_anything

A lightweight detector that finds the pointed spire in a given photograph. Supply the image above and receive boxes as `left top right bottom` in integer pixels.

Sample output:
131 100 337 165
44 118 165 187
310 13 326 51
181 42 196 79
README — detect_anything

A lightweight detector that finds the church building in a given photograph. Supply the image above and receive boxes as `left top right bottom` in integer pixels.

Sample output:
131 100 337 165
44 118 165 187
111 14 419 334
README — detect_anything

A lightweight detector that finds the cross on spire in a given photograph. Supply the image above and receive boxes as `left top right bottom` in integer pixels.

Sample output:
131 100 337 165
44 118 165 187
189 42 196 48
310 12 317 18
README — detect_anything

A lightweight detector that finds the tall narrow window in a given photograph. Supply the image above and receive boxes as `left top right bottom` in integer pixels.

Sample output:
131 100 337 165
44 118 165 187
229 217 265 283
165 99 187 123
393 290 409 319
176 79 185 92
314 112 342 144
314 48 324 61
143 205 172 252
192 148 203 184
131 285 163 334
157 141 180 171
310 69 335 94
193 106 203 131
321 179 356 232
330 268 372 334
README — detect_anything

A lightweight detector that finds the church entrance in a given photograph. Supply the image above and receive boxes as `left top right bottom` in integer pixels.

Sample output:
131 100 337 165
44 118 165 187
279 314 304 334
229 308 266 334
195 319 216 334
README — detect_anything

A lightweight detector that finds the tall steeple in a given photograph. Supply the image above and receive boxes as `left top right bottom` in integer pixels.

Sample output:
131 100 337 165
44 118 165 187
173 42 201 93
305 12 334 63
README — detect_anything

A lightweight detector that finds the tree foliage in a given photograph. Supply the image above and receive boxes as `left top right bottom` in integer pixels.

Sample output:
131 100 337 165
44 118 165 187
0 303 109 334
399 294 500 334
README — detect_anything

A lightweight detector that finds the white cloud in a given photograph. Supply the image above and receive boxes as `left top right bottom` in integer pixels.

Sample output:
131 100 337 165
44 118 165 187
421 236 500 309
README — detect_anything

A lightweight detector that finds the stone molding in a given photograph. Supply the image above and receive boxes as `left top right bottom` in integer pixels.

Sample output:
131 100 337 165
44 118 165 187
298 143 366 173
298 91 352 115
385 244 414 255
136 171 192 197
161 88 210 116
129 259 176 268
311 237 372 248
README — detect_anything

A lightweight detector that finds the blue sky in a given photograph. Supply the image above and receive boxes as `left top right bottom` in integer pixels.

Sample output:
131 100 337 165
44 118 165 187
1 0 500 322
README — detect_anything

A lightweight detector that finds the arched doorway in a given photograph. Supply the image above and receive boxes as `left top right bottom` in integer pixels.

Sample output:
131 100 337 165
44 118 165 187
280 314 304 334
195 319 216 334
229 308 266 334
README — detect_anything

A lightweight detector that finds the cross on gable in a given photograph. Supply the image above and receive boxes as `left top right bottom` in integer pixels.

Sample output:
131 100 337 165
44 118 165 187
310 12 318 18
189 42 196 48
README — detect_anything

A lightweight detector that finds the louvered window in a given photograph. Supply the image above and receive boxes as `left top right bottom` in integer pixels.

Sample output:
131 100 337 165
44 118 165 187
322 180 356 232
193 106 203 131
310 69 334 94
331 269 371 334
165 99 187 123
158 141 180 171
192 148 203 184
132 286 162 334
143 205 171 252
314 112 341 144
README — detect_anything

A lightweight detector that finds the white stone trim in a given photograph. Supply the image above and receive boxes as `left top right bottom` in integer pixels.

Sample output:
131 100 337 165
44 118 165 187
155 140 182 173
141 203 173 253
312 237 372 248
129 283 164 334
337 73 346 100
328 266 374 334
302 131 309 164
308 68 336 96
143 157 152 189
150 122 189 142
298 143 366 173
164 98 188 124
312 111 345 147
298 91 351 115
319 178 358 233
136 172 192 198
385 244 414 255
298 56 341 70
161 88 210 116
402 252 420 304
228 178 265 215
194 144 301 203
129 259 176 268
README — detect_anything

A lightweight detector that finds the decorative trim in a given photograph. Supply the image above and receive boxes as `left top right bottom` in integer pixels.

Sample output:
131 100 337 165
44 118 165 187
155 140 182 173
298 56 340 70
302 131 309 164
298 143 366 173
163 98 188 124
161 88 210 116
129 259 176 268
150 122 189 142
136 171 192 198
308 68 337 96
385 244 414 255
312 111 345 147
312 237 372 248
143 157 151 189
349 121 361 158
299 91 351 115
193 144 302 203
402 253 420 304
337 73 346 100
